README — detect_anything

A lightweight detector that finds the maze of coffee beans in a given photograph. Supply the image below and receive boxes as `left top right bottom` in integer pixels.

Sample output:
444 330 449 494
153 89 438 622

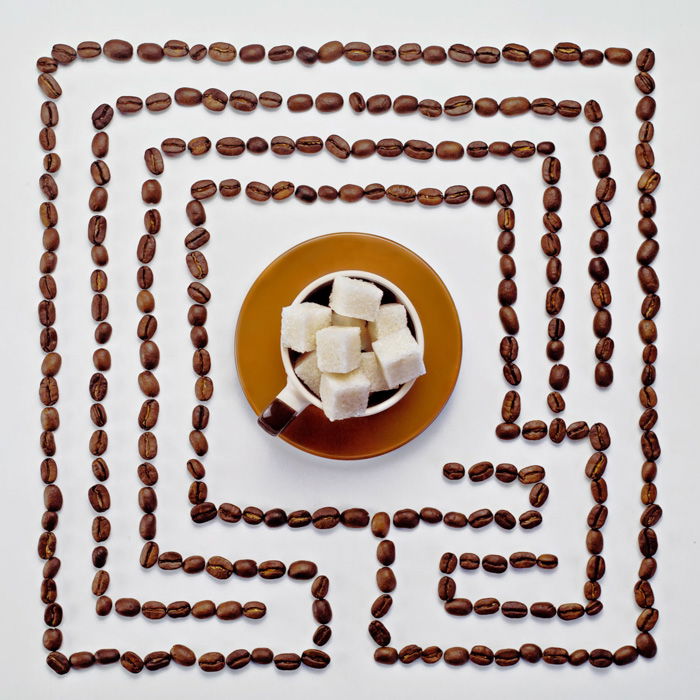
37 39 660 673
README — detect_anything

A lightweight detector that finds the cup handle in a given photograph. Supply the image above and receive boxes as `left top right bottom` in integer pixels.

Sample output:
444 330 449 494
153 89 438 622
257 380 311 436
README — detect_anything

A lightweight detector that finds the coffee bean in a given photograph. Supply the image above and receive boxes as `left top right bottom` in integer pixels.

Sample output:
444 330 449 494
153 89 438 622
469 508 493 528
470 645 494 666
115 598 140 617
502 601 528 619
303 624 327 650
89 649 118 667
500 96 530 116
376 567 396 593
397 42 421 61
442 462 464 480
483 555 508 574
444 647 469 665
394 94 418 114
371 511 390 537
399 645 422 664
369 620 391 646
104 39 133 60
316 92 343 113
543 647 568 665
46 651 70 675
38 73 62 101
443 512 467 528
522 420 547 440
371 594 393 618
443 95 473 117
519 510 543 529
503 42 529 61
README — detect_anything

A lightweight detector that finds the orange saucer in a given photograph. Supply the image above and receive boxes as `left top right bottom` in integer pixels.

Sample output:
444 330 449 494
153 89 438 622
235 233 462 460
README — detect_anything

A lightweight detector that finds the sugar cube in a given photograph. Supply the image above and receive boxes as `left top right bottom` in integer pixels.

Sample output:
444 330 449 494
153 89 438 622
368 303 408 342
332 311 371 350
320 369 371 421
329 276 383 322
281 302 331 352
372 327 426 389
316 326 362 373
359 351 390 392
294 351 322 396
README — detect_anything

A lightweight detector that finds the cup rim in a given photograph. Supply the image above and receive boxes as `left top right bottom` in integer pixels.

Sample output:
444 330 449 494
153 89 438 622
281 269 424 415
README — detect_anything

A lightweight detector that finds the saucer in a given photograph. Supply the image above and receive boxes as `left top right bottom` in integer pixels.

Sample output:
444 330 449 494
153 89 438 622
235 233 462 460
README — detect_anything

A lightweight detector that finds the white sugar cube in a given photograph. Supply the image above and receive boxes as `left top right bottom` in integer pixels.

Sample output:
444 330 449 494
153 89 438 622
281 302 331 353
294 351 322 396
329 276 383 322
372 327 426 389
368 303 408 342
316 326 361 374
359 352 390 392
320 369 371 422
332 312 371 350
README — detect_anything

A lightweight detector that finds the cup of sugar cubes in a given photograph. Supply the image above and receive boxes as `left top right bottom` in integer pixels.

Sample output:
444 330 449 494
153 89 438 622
257 270 426 435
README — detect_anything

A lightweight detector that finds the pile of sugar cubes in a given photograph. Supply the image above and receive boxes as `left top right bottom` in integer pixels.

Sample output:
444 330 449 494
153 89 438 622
281 275 426 421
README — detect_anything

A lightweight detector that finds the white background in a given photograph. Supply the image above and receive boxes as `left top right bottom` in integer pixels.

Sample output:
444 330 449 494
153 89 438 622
1 0 699 697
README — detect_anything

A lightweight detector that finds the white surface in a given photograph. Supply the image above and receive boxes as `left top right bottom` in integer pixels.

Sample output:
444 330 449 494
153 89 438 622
1 0 699 697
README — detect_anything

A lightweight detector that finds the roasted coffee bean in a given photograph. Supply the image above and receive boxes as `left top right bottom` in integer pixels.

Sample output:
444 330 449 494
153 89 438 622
141 600 166 619
393 508 419 528
443 462 464 480
376 567 396 593
95 648 120 665
422 44 446 63
503 42 529 61
441 95 473 118
115 598 141 617
199 652 225 672
467 141 488 158
519 510 543 529
281 509 308 528
522 420 547 440
557 99 581 118
440 552 458 573
369 620 391 646
483 555 508 574
246 136 268 154
398 645 422 664
532 97 557 115
496 422 520 440
397 42 421 61
443 512 467 528
311 506 339 529
167 600 191 619
502 601 528 619
469 509 493 528
315 92 343 113
500 96 530 115
206 555 233 580
393 94 418 114
543 647 568 665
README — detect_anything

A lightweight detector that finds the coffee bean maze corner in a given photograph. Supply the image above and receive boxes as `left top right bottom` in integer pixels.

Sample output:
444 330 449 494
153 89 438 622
36 39 660 674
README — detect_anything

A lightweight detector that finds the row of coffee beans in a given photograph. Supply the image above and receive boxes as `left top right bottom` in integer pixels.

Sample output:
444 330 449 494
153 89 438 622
38 86 64 658
47 646 330 674
373 643 643 667
135 166 162 599
37 40 644 72
440 551 558 572
586 115 615 386
86 124 114 617
37 67 65 653
111 598 267 620
442 461 549 509
158 134 555 160
112 88 602 119
632 49 661 660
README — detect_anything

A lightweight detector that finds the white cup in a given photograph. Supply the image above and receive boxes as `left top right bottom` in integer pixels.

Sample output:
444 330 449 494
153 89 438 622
258 270 424 435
